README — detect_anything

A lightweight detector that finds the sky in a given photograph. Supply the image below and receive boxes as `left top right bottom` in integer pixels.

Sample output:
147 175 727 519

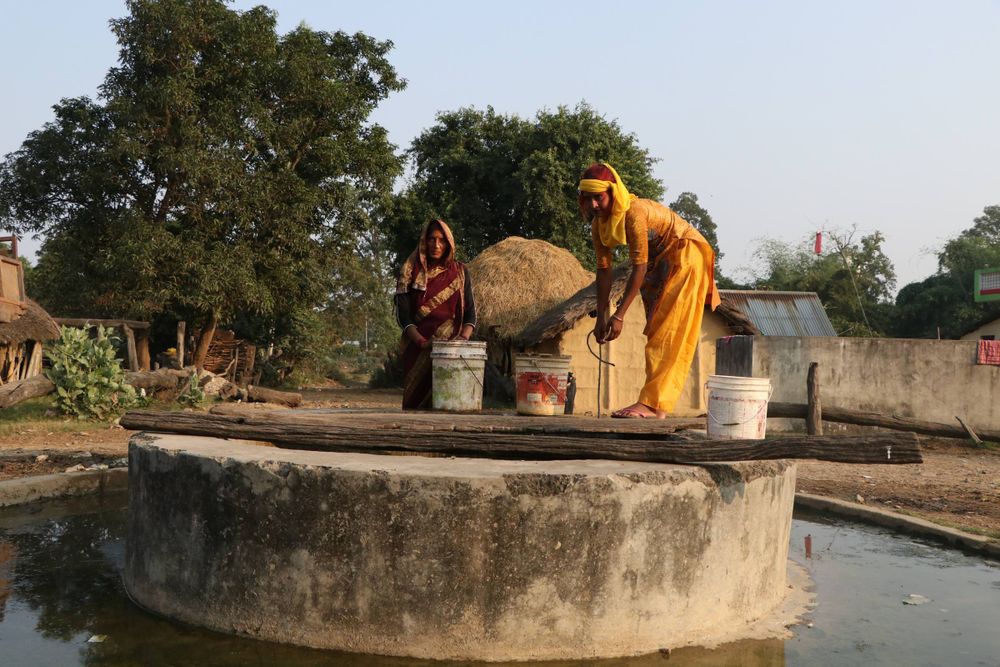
2 0 999 292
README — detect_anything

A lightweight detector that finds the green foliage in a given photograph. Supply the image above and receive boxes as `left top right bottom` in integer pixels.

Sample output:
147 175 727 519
386 103 663 267
669 192 722 266
45 326 140 420
177 373 206 408
748 227 896 336
0 0 404 370
892 205 1000 338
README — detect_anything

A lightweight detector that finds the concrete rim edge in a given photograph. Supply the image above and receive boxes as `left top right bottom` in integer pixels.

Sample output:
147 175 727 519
795 492 1000 559
0 468 128 508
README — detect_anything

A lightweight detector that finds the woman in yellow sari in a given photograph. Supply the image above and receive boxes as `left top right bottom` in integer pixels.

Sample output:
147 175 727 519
578 163 720 418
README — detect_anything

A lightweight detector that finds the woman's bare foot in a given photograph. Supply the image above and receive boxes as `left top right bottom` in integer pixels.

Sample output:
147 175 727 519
611 402 667 419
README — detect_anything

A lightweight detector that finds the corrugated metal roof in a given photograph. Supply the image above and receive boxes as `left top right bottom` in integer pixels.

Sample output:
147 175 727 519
718 290 837 336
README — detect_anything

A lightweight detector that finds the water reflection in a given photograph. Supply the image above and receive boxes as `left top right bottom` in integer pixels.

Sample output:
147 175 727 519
0 497 997 666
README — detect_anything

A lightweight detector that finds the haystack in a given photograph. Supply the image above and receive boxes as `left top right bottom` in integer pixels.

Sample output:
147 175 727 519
467 237 593 341
0 299 60 384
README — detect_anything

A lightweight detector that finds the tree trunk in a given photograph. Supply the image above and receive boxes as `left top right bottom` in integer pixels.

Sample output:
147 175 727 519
124 368 191 392
191 312 218 371
120 410 922 465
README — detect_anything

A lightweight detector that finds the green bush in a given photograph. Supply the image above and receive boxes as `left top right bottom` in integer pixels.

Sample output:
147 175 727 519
45 325 141 420
177 373 206 408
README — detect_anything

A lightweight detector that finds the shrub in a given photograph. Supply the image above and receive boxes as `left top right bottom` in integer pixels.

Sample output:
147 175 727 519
177 373 206 408
45 325 141 420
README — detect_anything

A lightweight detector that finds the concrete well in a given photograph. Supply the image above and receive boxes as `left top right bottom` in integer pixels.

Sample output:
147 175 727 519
124 433 796 661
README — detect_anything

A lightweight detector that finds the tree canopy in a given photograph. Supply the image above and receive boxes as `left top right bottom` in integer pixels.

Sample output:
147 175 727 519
1 0 404 361
892 205 1000 338
385 103 664 267
748 227 897 336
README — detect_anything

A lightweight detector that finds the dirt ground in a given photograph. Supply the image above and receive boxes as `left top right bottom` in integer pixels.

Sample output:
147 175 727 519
2 386 998 538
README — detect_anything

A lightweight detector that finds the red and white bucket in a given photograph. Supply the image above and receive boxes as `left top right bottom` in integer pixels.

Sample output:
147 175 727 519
514 354 571 416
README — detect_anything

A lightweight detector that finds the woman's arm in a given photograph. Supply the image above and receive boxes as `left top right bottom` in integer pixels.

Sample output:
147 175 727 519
604 263 647 341
395 292 429 347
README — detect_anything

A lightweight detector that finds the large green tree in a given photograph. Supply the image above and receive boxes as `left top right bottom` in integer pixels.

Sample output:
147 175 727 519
386 103 663 267
749 227 897 336
1 0 404 365
893 205 1000 338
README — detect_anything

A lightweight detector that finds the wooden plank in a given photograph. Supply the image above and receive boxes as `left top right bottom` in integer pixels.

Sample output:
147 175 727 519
715 335 754 377
136 329 151 371
768 402 1000 443
208 403 706 436
54 317 151 330
806 362 822 436
955 416 983 445
120 410 922 465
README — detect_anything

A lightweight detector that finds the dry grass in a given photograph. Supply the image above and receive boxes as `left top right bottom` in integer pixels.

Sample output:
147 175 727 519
467 237 593 340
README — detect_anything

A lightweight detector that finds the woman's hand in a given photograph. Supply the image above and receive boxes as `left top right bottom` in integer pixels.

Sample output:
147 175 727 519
594 315 609 344
406 326 430 349
456 324 474 341
605 315 624 341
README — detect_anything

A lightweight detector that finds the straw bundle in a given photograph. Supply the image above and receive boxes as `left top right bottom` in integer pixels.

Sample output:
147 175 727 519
467 237 593 341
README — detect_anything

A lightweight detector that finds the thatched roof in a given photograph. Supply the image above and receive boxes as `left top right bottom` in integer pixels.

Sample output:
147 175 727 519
467 237 594 340
0 299 60 345
518 266 760 346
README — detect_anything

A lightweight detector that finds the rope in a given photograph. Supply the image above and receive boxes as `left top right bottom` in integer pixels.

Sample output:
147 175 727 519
587 331 615 418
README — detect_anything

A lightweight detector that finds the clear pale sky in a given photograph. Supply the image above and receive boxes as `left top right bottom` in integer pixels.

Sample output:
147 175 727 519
3 1 999 291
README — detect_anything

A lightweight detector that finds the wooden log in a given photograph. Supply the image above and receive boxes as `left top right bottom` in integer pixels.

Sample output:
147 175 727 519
955 416 983 446
806 362 822 436
124 369 190 392
0 375 55 409
245 385 302 408
119 410 922 465
54 317 151 330
123 324 139 372
768 402 1000 443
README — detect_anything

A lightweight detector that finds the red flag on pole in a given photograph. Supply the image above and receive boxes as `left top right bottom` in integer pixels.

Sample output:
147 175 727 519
814 231 822 255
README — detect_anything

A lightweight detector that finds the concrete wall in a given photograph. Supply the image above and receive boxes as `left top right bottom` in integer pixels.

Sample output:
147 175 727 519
753 336 1000 431
126 434 797 661
530 307 728 417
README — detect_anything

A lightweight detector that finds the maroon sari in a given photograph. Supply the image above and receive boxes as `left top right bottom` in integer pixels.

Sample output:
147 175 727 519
396 221 466 410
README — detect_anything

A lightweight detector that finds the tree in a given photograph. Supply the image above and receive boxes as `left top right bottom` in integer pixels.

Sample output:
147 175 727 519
749 227 897 336
386 103 663 267
892 205 1000 338
0 0 404 368
668 192 721 265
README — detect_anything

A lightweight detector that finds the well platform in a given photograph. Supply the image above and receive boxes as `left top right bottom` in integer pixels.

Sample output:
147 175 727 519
124 420 796 661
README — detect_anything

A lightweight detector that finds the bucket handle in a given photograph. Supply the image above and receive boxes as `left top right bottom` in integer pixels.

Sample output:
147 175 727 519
704 383 774 427
460 357 484 389
526 358 562 396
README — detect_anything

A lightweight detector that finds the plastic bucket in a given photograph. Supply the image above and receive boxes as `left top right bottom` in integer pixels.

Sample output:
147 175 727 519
706 375 772 439
514 353 571 416
430 340 487 412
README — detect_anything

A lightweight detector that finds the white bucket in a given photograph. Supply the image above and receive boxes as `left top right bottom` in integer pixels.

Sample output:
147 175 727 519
514 353 571 416
430 340 487 412
706 375 772 439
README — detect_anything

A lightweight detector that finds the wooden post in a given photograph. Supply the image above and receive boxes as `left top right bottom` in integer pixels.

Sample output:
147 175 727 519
806 362 822 435
25 341 43 380
715 335 754 377
136 329 151 371
123 324 139 372
176 320 186 368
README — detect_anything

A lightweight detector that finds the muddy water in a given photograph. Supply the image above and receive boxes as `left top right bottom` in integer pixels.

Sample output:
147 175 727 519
0 496 996 666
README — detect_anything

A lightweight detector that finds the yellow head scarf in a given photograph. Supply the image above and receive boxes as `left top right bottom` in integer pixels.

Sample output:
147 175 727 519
578 162 636 248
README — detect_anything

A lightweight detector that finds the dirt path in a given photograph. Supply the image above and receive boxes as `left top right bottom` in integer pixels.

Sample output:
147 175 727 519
3 389 998 538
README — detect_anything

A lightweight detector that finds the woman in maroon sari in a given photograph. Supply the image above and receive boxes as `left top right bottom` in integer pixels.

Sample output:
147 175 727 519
395 219 477 410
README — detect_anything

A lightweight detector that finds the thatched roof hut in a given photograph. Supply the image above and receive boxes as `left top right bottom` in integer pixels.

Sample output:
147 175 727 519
519 267 759 347
0 299 60 346
0 299 60 384
516 268 761 417
467 237 594 341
